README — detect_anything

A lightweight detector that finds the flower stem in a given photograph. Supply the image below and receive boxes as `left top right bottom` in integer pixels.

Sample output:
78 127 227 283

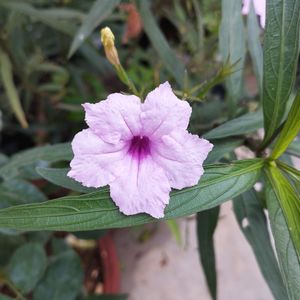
115 65 139 96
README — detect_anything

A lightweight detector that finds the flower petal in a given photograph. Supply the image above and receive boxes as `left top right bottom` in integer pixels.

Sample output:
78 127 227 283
109 156 171 218
83 94 142 144
141 82 192 139
68 129 128 188
151 129 213 190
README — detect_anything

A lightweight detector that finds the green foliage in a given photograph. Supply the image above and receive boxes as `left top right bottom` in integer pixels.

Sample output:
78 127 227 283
265 165 300 260
265 167 300 299
0 143 72 180
271 92 300 159
219 0 245 116
6 243 47 293
68 0 121 58
204 110 263 140
261 0 300 147
0 160 263 231
234 189 288 299
33 250 83 300
0 0 300 298
246 2 263 93
0 48 28 128
139 0 185 87
197 207 220 300
36 167 96 193
0 179 46 208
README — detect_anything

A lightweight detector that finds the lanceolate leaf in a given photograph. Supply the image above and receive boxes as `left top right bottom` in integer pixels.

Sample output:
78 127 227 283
234 189 288 300
0 143 72 180
219 0 245 116
0 1 110 75
139 0 185 87
204 110 263 139
197 207 220 300
247 2 263 93
265 164 300 299
68 0 121 58
0 48 28 128
271 92 300 159
265 165 300 260
0 159 263 231
262 0 300 146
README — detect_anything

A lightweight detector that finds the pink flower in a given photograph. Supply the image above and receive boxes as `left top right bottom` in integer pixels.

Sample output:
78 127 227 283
242 0 266 28
68 82 213 218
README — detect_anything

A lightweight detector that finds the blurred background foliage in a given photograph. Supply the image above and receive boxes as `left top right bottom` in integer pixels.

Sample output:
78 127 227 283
0 0 287 299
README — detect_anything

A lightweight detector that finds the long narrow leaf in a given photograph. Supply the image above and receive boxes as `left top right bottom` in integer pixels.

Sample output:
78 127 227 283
234 189 288 300
197 207 220 300
247 2 263 93
219 0 245 116
0 159 263 231
271 92 300 159
0 143 72 180
204 110 263 140
68 0 121 58
0 48 28 128
139 0 185 87
265 167 300 299
262 0 300 146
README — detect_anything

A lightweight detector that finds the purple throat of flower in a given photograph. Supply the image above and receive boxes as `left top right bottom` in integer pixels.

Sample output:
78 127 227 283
128 135 151 159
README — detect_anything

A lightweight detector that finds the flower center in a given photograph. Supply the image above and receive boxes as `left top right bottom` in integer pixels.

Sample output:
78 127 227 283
129 136 151 159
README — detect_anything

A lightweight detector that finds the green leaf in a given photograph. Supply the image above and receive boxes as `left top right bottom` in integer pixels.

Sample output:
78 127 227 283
6 243 47 293
234 189 288 300
262 0 300 146
0 179 46 209
277 160 300 183
68 0 121 58
286 140 300 158
0 1 110 75
265 165 300 299
36 167 96 193
0 1 76 35
265 165 300 259
204 110 263 139
0 48 28 128
247 2 263 93
0 143 72 180
205 138 243 164
139 0 185 87
219 0 245 116
271 92 300 159
197 206 220 300
0 159 263 231
33 250 83 300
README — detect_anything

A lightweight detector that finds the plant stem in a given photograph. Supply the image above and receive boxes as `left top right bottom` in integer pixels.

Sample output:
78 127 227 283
4 279 26 300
